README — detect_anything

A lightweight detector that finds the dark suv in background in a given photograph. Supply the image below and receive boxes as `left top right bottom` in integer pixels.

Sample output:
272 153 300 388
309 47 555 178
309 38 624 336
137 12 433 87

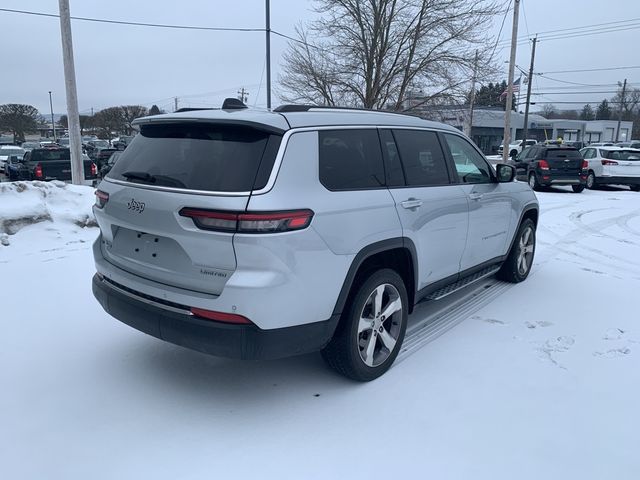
513 145 588 192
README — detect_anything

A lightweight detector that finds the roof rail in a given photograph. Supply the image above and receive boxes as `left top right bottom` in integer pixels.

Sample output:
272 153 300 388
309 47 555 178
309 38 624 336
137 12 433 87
273 104 413 116
175 107 216 113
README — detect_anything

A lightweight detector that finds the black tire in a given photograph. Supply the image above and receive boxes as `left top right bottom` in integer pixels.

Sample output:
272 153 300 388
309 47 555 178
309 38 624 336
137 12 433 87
630 185 640 192
528 172 541 191
321 268 408 382
498 218 536 283
572 185 585 193
586 171 596 190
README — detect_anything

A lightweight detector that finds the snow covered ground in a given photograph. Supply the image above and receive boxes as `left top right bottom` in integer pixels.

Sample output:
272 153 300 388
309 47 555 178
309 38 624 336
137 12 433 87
1 182 639 479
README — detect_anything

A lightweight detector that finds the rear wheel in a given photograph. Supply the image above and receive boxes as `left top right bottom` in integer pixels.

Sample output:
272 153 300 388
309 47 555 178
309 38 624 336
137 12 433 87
528 172 541 191
498 219 536 283
586 171 596 189
322 269 408 382
572 185 585 193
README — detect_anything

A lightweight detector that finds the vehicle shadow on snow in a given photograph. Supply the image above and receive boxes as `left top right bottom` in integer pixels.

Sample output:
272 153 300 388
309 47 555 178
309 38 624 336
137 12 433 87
104 336 357 401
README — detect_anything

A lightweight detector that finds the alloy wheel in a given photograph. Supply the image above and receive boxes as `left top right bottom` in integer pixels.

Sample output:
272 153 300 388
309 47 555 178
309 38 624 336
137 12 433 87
357 283 403 367
517 226 535 276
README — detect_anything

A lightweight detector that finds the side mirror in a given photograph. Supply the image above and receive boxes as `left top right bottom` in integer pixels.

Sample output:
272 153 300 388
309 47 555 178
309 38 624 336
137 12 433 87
496 163 515 183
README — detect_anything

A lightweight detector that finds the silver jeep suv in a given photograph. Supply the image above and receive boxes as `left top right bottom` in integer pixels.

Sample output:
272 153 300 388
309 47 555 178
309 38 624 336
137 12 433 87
92 103 539 381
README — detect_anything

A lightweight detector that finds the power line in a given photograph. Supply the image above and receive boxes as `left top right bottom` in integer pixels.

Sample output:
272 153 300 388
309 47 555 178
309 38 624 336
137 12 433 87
539 65 640 74
0 7 263 32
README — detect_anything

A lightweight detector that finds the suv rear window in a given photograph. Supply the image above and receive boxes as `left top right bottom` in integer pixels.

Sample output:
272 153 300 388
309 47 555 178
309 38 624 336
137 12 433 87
108 123 281 192
545 148 581 159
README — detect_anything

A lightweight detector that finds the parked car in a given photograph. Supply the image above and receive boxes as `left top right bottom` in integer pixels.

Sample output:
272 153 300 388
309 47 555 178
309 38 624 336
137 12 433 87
112 135 135 150
580 146 640 191
94 148 119 170
84 140 111 159
20 141 40 152
5 154 31 181
513 145 587 192
99 151 122 178
57 137 70 147
563 140 586 150
92 103 539 381
0 146 26 174
588 142 615 147
616 140 640 149
22 147 98 185
498 139 538 157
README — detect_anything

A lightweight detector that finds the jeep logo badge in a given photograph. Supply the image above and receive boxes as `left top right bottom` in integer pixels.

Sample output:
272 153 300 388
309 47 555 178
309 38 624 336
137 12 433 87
127 198 145 213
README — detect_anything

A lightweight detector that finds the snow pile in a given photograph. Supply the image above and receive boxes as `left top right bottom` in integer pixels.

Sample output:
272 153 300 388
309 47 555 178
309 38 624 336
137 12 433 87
0 181 96 245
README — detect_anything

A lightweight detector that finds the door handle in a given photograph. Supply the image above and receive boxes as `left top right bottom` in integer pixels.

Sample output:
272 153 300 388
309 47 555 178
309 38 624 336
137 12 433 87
400 198 423 210
469 193 483 201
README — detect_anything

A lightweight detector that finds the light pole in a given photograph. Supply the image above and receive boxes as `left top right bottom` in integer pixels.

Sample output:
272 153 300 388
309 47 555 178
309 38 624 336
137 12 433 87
49 91 57 141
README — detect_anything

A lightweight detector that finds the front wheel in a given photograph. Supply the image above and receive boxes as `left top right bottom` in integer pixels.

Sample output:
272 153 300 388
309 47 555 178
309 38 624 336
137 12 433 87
322 269 408 382
498 218 536 283
572 185 585 193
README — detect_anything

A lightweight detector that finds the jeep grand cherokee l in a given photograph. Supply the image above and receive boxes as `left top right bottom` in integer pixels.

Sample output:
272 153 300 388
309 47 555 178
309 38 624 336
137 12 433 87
92 103 539 381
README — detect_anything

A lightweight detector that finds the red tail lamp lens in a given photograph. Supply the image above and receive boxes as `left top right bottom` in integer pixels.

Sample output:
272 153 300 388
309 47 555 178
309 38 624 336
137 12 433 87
95 190 109 208
190 307 253 325
179 208 314 233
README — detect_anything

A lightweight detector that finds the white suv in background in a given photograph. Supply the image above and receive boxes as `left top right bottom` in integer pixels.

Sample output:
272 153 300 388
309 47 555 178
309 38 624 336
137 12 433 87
498 139 538 157
580 146 640 191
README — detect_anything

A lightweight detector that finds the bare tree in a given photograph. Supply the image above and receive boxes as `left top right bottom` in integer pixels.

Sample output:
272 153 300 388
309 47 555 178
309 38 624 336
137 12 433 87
539 104 558 119
0 104 40 143
120 105 148 134
279 0 501 111
93 107 125 139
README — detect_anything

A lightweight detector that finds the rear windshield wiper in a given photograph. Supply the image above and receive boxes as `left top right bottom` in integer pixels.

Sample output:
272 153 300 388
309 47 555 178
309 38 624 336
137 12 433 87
121 170 186 188
122 171 156 183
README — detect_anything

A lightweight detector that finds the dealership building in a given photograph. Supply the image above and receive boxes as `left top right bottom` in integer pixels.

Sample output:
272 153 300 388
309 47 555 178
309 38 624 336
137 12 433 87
420 106 634 154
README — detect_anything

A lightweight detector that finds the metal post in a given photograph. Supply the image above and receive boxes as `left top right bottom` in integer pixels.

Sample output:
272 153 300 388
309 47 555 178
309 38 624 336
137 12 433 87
522 36 537 142
49 91 57 141
58 0 84 185
265 0 271 109
503 0 520 163
466 50 479 138
174 97 178 112
616 78 627 142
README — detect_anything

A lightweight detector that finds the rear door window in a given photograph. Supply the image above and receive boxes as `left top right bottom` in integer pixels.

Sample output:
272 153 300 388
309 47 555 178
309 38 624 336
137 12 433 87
391 129 450 187
108 123 281 192
319 129 385 190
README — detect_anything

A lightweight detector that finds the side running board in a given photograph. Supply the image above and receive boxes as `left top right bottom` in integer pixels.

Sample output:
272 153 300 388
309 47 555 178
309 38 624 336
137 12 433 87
423 265 501 301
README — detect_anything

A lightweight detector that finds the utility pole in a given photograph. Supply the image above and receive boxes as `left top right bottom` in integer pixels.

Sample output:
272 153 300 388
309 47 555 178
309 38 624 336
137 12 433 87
237 87 249 103
48 91 57 141
174 97 179 112
503 0 520 163
58 0 84 185
265 0 271 109
522 36 537 142
616 78 627 142
466 50 479 138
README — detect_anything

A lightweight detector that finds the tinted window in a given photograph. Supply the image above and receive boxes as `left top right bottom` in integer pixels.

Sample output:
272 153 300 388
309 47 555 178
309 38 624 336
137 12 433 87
319 129 385 190
109 123 281 192
392 130 449 186
30 149 70 162
443 134 492 184
379 129 404 187
546 149 581 159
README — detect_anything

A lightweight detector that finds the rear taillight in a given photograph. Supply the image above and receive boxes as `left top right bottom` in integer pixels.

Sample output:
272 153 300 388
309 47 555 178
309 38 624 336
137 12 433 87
179 208 314 234
190 307 253 325
581 160 589 170
602 159 619 166
34 163 43 178
95 189 109 208
90 162 98 176
538 159 550 171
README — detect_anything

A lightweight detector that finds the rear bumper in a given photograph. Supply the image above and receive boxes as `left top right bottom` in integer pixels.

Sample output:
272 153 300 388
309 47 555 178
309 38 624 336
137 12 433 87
537 173 586 186
92 273 339 360
595 176 640 186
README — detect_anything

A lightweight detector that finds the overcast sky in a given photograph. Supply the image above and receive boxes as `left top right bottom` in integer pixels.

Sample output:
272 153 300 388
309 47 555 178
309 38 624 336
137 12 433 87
1 0 638 116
